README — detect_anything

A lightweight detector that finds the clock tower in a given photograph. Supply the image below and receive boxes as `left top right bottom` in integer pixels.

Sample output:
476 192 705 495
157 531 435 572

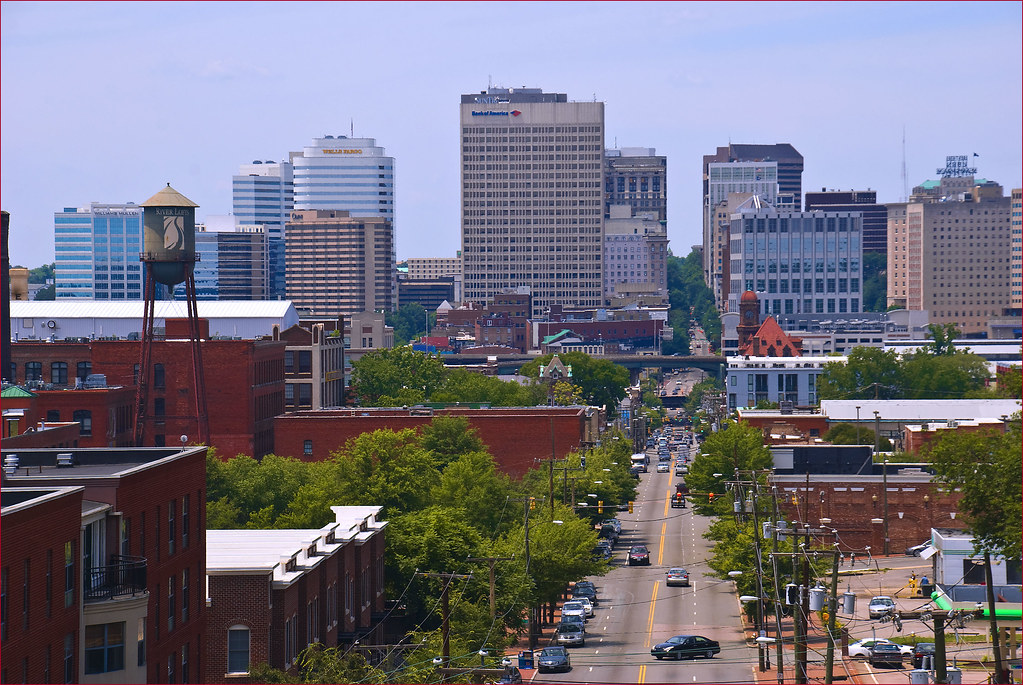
736 290 761 351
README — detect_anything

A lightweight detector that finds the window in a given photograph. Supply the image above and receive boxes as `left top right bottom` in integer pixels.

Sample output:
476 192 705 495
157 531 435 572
154 363 165 389
284 351 294 374
73 410 92 436
1 567 6 641
167 653 175 684
120 518 131 556
298 351 312 374
167 576 175 632
228 626 250 674
168 500 176 555
133 364 140 385
181 643 189 683
298 384 312 408
137 617 146 667
181 568 189 624
84 622 125 674
154 397 166 418
64 633 74 684
77 361 92 380
46 409 61 422
51 362 68 385
25 362 42 382
303 440 313 456
64 542 74 608
7 361 14 383
182 496 190 550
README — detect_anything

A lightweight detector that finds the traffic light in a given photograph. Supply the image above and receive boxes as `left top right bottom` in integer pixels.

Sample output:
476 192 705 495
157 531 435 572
598 500 604 514
529 497 536 511
628 501 634 514
708 492 715 502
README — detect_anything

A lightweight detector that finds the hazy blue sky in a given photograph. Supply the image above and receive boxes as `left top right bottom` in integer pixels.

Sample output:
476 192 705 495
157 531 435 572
3 1 1021 269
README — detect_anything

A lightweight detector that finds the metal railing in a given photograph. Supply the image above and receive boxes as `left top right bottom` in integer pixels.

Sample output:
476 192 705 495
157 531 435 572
84 555 147 602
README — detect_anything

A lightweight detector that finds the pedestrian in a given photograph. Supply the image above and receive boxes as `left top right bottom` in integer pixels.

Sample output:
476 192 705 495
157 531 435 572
921 574 928 586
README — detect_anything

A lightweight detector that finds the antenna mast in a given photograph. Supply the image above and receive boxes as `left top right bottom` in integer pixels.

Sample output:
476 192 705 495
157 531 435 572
901 126 909 202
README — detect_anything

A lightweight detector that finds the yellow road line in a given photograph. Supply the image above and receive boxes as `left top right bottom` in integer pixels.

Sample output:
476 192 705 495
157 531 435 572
663 479 671 517
646 580 659 648
638 663 647 683
657 521 666 565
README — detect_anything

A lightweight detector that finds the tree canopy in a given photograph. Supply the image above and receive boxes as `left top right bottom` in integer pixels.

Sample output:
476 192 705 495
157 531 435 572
926 416 1022 559
518 352 629 413
685 420 773 515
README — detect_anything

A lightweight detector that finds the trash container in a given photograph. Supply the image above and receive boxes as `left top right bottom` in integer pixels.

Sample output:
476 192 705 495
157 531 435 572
909 669 930 684
921 583 935 597
946 667 962 684
518 650 534 669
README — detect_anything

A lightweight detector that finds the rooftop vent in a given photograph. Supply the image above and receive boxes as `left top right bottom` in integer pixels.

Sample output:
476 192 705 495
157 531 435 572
3 454 19 475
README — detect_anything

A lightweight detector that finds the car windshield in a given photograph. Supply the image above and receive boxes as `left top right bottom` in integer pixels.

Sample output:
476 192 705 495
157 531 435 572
669 568 686 574
541 648 564 656
563 602 583 610
633 546 648 553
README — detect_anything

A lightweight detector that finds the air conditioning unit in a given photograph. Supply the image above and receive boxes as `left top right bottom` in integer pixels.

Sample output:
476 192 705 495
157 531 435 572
946 420 959 428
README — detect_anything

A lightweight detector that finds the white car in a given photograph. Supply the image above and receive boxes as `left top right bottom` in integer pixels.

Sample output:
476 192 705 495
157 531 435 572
572 595 594 617
561 601 587 621
868 595 897 619
848 639 912 659
656 462 670 473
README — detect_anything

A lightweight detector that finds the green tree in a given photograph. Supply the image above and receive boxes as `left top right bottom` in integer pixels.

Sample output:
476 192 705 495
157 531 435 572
519 352 629 414
818 347 902 400
250 643 388 684
432 449 514 537
686 420 772 515
420 416 486 466
900 350 989 399
925 322 960 355
861 252 887 312
432 368 544 406
387 303 431 346
351 347 445 406
823 422 891 449
33 284 55 300
926 417 1022 558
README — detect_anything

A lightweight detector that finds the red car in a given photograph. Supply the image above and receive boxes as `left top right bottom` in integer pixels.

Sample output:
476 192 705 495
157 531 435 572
628 545 651 565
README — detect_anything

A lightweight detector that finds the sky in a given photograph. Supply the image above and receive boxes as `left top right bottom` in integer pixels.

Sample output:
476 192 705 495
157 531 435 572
2 1 1021 270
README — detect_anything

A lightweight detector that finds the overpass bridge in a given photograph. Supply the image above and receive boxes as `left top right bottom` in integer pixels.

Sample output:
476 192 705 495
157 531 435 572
440 353 726 383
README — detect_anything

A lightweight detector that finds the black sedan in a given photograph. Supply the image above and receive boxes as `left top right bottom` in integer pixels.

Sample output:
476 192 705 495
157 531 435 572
627 545 651 565
651 635 720 660
536 646 572 672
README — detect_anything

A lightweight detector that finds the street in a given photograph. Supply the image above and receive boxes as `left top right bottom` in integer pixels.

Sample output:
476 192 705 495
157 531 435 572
534 461 756 684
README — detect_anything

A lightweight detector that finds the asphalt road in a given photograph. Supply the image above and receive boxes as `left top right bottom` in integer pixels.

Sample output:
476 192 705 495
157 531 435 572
534 461 756 684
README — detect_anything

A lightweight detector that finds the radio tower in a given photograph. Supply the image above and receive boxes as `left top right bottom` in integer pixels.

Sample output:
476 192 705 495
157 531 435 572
900 126 909 202
133 184 209 446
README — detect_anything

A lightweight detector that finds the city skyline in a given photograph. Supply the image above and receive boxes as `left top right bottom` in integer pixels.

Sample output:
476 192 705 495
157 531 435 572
2 1 1021 271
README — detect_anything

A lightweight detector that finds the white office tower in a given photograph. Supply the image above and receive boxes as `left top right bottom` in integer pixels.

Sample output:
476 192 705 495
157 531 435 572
460 87 605 318
291 136 394 221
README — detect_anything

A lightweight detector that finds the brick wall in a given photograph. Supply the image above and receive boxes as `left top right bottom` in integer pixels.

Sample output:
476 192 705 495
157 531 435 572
273 408 587 477
205 575 271 684
0 488 83 684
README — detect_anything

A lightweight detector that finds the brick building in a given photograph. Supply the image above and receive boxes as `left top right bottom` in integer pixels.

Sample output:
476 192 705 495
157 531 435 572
275 323 345 411
771 470 966 553
902 419 1006 454
1 446 207 683
8 338 285 457
1 486 85 684
274 407 590 478
205 507 387 682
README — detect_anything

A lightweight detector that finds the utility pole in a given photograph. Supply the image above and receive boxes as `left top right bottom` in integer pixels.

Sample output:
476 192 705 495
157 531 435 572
510 496 539 650
770 488 785 684
792 516 805 684
984 552 1009 684
824 548 841 684
417 572 471 665
466 556 514 621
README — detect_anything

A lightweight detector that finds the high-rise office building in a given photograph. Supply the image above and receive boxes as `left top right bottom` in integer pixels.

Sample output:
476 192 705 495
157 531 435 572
703 144 803 308
727 196 863 318
460 87 604 318
805 189 888 255
604 206 668 303
1011 188 1022 314
887 173 1012 336
604 147 666 222
291 136 394 220
232 160 293 298
285 210 395 317
54 203 145 300
193 222 268 300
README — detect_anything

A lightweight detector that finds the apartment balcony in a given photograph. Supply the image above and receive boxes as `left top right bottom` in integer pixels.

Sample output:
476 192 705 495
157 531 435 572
84 555 147 603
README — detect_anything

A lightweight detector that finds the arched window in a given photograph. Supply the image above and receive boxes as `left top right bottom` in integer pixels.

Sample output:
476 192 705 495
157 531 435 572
227 625 250 674
25 362 42 382
153 364 165 389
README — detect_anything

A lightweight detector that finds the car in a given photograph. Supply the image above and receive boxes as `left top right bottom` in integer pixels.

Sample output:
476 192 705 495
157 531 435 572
537 646 572 673
911 643 936 669
868 595 897 619
628 545 651 566
905 541 932 556
629 466 643 479
558 614 585 631
651 635 720 660
657 462 670 473
675 464 687 476
848 639 913 659
665 567 690 586
597 523 619 544
572 585 599 606
658 452 671 462
574 580 597 592
497 667 523 683
592 545 612 561
555 622 586 647
869 642 905 668
572 595 594 617
561 601 587 621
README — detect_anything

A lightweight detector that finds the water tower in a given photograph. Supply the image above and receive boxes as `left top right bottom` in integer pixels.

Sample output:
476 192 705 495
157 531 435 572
133 184 209 446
